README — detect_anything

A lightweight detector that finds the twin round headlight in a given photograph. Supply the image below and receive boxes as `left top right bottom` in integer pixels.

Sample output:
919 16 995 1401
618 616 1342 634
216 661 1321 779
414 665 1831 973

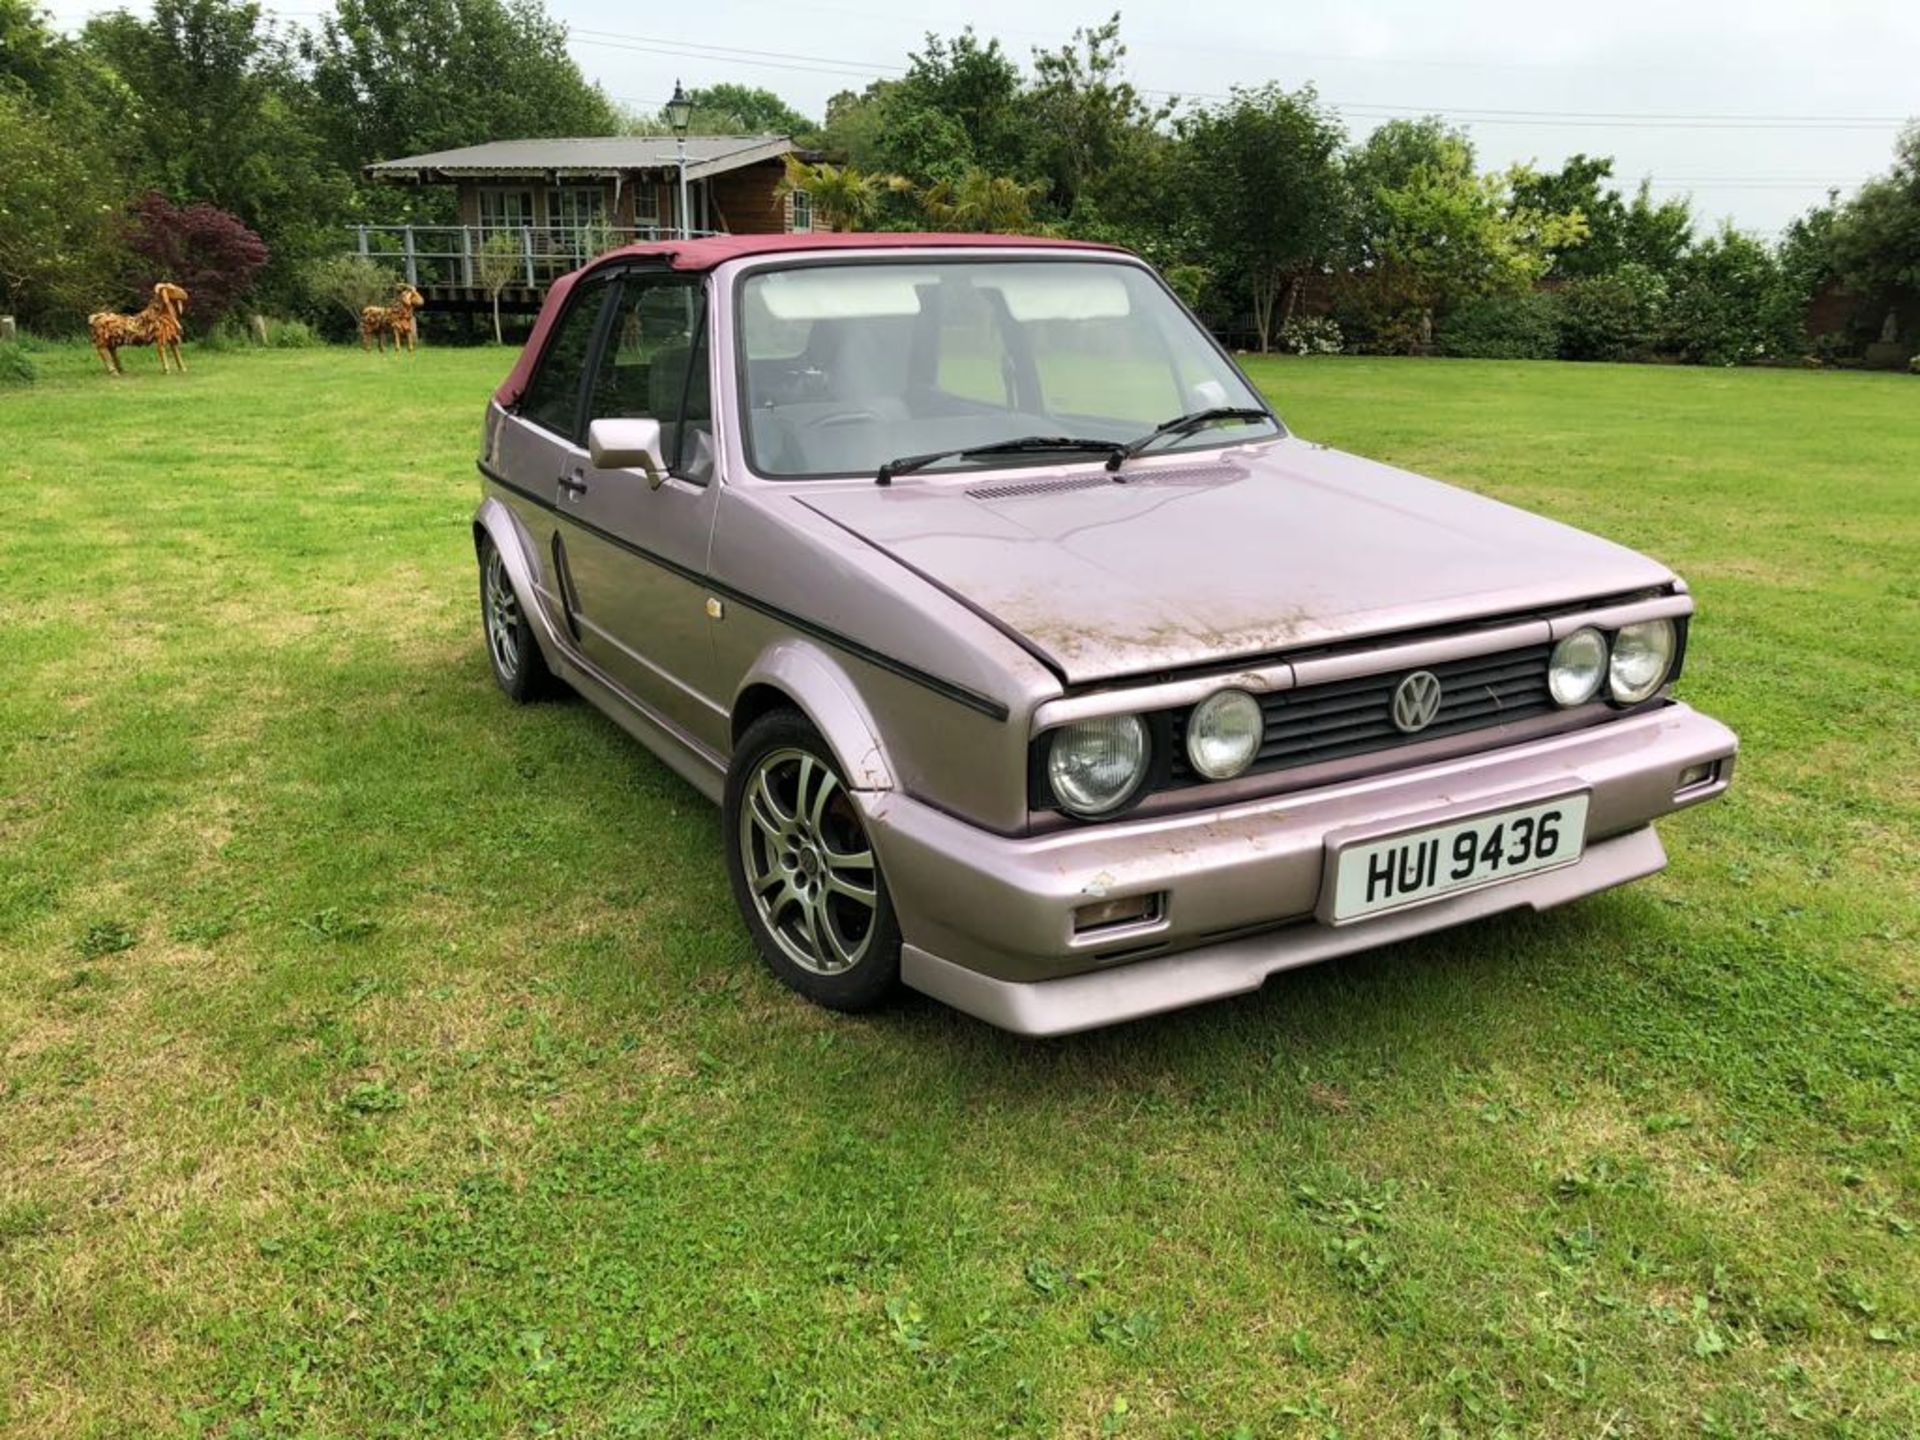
1549 620 1677 708
1048 689 1267 817
1046 715 1150 816
1052 623 1676 817
1187 688 1264 779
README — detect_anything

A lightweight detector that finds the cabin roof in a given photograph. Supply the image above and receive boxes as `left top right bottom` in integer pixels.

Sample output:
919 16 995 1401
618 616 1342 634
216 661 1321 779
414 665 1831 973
366 135 796 183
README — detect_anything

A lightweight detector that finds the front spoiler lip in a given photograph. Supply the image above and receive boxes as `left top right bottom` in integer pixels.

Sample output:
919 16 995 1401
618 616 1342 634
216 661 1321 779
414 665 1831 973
858 700 1736 1013
902 826 1668 1037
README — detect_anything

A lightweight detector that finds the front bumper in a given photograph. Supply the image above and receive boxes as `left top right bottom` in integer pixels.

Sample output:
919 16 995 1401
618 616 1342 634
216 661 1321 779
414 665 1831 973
859 701 1737 1036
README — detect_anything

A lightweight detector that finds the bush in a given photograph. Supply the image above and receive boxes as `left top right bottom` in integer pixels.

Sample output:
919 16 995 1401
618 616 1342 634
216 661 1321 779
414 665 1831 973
1661 225 1801 366
124 192 270 332
303 254 402 328
1278 315 1343 355
0 340 36 388
1436 292 1562 359
1910 355 1920 376
267 317 321 348
193 318 252 352
1558 264 1666 362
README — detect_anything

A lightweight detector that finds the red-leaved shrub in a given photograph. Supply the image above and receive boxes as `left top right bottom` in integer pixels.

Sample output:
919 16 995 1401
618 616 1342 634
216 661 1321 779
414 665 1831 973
124 193 269 329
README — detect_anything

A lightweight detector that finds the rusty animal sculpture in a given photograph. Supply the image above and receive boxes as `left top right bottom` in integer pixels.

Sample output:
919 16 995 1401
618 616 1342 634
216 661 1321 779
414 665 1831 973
361 284 425 353
89 282 189 376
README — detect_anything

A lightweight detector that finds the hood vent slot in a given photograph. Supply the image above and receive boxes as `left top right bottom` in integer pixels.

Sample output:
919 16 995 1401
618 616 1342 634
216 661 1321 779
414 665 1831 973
966 474 1111 501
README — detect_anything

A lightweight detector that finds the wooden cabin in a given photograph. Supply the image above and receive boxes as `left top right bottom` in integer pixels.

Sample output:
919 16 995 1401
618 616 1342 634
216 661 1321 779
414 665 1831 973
357 135 809 311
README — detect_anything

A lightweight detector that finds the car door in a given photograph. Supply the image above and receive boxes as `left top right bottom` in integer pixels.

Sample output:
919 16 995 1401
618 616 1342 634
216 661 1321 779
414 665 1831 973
558 267 727 756
489 271 617 644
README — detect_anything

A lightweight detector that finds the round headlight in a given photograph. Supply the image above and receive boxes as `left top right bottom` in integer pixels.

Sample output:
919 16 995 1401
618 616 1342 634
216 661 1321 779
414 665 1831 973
1187 688 1264 779
1047 715 1149 816
1609 619 1676 704
1548 627 1608 707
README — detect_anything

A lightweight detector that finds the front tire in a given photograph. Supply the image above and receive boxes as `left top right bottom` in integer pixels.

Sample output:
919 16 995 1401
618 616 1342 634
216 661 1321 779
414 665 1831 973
724 711 901 1012
478 536 554 702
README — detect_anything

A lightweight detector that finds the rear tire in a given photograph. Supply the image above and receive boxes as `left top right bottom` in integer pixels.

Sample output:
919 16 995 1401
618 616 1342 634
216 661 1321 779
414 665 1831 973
724 710 901 1012
478 535 554 702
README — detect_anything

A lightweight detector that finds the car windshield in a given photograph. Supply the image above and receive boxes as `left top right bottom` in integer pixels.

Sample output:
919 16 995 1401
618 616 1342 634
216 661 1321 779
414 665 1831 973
736 258 1281 479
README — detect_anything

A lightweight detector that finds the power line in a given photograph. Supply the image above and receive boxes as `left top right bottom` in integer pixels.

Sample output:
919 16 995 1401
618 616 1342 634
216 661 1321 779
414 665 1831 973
564 27 1911 131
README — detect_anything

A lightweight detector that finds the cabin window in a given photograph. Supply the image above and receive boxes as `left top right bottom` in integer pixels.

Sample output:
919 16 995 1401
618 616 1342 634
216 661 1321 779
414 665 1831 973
553 186 608 232
789 189 812 233
477 187 534 232
633 185 661 228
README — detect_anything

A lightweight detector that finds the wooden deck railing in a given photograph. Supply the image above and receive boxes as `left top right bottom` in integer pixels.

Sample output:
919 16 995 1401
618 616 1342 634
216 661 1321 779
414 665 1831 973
350 224 725 289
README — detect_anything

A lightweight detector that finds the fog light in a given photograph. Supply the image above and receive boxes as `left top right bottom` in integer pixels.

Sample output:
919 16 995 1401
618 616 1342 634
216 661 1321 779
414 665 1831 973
1677 761 1717 791
1073 892 1162 934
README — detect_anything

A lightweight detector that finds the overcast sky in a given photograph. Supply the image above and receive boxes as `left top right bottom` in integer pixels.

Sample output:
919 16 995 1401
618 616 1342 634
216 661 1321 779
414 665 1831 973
48 0 1919 234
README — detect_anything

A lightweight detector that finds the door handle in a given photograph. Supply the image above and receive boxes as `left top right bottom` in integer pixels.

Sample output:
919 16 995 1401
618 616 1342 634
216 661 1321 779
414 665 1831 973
557 472 588 497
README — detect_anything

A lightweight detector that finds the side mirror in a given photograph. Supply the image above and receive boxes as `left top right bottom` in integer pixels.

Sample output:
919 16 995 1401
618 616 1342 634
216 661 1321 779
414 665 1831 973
588 417 665 486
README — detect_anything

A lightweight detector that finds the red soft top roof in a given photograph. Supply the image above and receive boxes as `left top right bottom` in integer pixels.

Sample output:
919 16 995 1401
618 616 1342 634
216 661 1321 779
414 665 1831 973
493 231 1126 406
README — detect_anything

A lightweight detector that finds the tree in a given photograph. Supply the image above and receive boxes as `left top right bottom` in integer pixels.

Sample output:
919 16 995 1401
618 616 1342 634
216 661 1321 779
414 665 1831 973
0 88 124 327
1025 14 1169 218
1509 154 1623 277
817 82 892 171
473 232 521 343
1176 84 1347 352
1 0 72 100
1827 123 1920 341
674 84 813 138
123 191 269 327
1617 181 1695 275
1342 118 1586 351
887 28 1026 177
81 0 348 301
827 28 1031 193
303 0 618 198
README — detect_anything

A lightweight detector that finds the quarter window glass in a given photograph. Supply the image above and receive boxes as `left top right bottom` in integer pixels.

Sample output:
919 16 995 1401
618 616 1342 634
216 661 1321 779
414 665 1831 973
519 282 609 439
589 276 710 479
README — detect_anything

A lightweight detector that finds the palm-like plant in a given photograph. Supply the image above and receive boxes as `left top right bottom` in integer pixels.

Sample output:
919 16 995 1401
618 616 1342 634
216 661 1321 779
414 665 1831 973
915 168 1049 233
777 156 902 233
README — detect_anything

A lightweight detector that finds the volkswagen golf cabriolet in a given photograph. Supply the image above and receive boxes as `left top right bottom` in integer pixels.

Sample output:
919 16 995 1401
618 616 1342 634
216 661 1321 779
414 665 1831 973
473 232 1736 1036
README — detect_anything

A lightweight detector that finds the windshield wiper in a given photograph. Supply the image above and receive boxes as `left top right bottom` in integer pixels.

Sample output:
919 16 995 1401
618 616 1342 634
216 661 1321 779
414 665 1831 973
876 435 1127 486
1105 407 1275 473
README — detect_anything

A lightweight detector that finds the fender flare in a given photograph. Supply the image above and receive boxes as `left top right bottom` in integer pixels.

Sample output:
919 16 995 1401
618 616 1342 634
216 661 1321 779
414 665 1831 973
472 496 566 670
736 640 895 792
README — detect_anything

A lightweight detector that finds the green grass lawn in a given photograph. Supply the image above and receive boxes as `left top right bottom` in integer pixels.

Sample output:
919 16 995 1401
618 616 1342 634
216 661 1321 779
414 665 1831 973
2 342 1916 1438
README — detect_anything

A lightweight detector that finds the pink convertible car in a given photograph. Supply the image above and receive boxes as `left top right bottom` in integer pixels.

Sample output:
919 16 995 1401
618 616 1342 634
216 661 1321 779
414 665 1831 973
474 233 1736 1035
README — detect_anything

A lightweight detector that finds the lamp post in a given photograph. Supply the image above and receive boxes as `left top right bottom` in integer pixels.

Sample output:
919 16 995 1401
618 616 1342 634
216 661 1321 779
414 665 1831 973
666 79 693 239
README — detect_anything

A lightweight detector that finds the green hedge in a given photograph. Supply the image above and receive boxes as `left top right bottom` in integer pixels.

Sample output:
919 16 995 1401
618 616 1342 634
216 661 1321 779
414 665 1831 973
1435 292 1563 360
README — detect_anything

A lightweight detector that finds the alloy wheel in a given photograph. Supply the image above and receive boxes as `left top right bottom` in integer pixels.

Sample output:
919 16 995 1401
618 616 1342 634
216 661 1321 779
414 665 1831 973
484 549 521 680
737 747 879 975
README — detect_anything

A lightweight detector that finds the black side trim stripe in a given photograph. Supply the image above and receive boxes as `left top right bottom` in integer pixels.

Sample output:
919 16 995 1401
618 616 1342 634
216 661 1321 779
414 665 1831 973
477 460 1011 721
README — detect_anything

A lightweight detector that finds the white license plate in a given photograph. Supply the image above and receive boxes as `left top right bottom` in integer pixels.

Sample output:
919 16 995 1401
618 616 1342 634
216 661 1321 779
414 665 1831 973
1327 793 1590 924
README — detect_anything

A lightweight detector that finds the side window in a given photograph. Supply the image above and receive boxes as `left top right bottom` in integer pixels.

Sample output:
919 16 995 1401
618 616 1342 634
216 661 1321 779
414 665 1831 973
588 274 711 481
520 281 611 439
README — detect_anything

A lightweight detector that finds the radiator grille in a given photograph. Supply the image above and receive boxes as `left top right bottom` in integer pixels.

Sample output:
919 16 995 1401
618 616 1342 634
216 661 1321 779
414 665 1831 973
1167 643 1556 783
